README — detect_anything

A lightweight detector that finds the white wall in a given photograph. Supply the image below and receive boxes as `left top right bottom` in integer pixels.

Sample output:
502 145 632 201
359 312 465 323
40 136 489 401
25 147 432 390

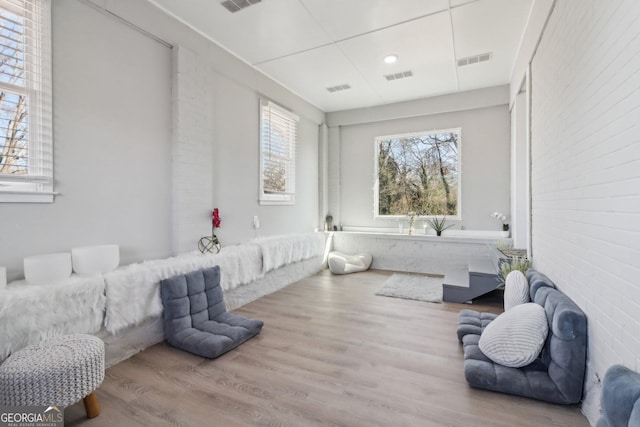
0 0 173 281
0 0 324 281
510 92 528 249
212 73 320 243
528 0 640 423
326 90 511 231
110 0 325 246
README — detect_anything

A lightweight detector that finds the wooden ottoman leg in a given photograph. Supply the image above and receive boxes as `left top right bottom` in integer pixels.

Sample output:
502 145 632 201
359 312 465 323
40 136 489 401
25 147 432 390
83 391 100 418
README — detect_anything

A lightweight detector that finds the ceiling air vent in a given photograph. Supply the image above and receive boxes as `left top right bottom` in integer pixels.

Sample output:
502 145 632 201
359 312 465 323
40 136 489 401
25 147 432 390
326 84 351 93
384 70 413 81
220 0 262 13
458 52 492 67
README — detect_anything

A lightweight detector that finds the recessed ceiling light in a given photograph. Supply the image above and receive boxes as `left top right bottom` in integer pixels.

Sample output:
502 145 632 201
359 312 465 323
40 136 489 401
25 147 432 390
384 54 398 64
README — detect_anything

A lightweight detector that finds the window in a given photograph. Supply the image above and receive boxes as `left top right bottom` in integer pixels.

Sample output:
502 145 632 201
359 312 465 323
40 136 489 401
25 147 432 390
259 99 298 205
0 0 52 203
375 129 461 217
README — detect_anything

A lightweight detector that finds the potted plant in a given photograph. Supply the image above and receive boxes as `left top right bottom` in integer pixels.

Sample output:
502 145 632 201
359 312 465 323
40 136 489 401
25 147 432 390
496 256 532 287
491 211 509 232
426 216 453 236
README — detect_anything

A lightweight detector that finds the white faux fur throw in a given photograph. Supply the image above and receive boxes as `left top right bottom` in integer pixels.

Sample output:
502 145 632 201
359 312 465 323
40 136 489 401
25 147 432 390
253 232 326 273
0 276 105 362
103 243 265 334
178 243 264 291
103 258 167 335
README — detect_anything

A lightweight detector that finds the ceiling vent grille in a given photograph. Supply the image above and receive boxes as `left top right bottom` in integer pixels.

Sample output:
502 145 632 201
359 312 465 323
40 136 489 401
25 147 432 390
220 0 262 13
326 84 351 93
457 52 492 67
384 70 413 81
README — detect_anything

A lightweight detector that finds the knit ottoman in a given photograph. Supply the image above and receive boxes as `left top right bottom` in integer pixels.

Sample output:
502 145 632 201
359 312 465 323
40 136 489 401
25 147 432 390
0 334 105 418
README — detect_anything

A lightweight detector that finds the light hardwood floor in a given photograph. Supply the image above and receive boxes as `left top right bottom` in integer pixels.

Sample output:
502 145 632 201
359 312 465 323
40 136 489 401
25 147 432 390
65 269 589 426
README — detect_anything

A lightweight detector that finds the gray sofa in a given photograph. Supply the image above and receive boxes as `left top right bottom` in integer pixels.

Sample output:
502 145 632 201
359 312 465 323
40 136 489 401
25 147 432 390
458 269 587 404
596 364 640 427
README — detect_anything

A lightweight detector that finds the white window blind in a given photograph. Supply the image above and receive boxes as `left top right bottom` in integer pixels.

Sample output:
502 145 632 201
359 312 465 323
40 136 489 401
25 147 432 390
0 0 52 203
259 99 298 205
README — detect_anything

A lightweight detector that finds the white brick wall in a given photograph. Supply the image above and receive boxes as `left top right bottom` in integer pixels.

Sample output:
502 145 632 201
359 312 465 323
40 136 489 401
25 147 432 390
171 46 215 254
530 0 640 423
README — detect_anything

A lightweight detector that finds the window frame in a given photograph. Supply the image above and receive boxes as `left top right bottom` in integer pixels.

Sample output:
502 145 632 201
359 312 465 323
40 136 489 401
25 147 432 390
373 128 462 220
258 98 298 206
0 0 53 203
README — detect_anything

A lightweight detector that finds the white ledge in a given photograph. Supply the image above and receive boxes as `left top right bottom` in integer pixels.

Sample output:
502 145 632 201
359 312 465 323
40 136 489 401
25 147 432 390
333 228 511 244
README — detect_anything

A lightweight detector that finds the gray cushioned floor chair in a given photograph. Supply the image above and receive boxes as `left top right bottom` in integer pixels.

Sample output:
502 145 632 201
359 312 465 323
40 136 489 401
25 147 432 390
160 266 263 359
460 269 587 405
596 364 640 427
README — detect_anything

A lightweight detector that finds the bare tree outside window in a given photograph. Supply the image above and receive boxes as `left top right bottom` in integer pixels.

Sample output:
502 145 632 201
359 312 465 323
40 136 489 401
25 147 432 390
259 99 298 205
376 129 460 216
262 125 289 194
0 0 52 203
0 7 28 175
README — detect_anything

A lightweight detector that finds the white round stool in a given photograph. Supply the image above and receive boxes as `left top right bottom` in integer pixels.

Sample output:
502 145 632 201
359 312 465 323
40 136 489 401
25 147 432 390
0 334 105 418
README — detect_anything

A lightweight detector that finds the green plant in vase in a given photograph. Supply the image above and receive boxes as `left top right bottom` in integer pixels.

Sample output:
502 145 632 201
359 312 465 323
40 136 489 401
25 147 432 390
496 256 532 287
426 216 453 236
491 211 509 232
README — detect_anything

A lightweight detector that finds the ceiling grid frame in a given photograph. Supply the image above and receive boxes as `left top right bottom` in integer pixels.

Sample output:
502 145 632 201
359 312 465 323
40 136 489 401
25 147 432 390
148 0 534 112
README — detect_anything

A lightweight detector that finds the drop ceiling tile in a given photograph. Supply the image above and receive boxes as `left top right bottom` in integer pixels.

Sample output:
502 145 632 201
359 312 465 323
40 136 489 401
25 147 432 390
338 12 459 104
456 59 511 92
452 0 533 91
150 0 332 64
299 0 450 41
257 44 384 112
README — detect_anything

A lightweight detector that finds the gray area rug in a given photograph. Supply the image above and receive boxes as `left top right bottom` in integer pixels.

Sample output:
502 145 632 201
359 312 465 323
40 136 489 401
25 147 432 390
375 273 443 303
